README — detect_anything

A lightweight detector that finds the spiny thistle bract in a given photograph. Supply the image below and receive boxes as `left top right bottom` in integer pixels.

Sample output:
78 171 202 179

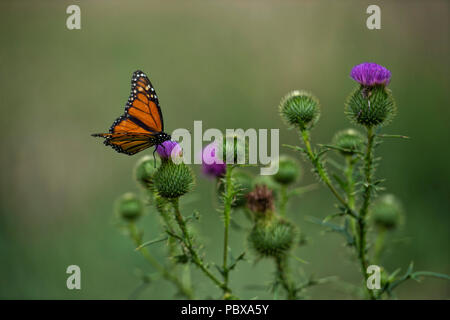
116 192 143 222
134 155 161 189
153 161 194 199
248 219 296 258
371 194 404 230
279 90 320 130
272 155 301 185
345 85 396 127
332 128 365 156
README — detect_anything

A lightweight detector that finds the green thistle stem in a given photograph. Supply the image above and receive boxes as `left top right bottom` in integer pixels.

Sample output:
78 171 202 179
344 156 358 245
222 165 234 295
155 198 178 257
300 128 375 298
345 157 356 209
373 228 386 265
279 185 288 217
360 126 375 218
357 126 376 299
127 223 194 299
171 198 232 295
274 255 297 300
154 197 192 295
300 129 355 216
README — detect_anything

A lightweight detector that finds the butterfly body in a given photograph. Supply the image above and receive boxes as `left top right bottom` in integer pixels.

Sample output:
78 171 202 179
92 70 171 155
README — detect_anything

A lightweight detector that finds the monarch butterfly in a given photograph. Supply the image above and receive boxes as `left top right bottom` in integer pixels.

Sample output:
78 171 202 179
92 70 171 155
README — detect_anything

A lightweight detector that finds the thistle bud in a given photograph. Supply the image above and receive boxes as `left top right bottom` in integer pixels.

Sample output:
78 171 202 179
215 133 249 165
279 90 320 130
153 161 194 199
346 63 396 127
371 194 404 230
252 175 279 198
332 129 365 156
246 185 275 220
346 85 396 127
272 155 301 185
134 155 161 188
248 219 296 258
116 192 143 222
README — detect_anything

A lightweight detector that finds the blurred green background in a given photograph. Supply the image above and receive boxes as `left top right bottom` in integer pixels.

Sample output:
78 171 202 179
0 0 448 299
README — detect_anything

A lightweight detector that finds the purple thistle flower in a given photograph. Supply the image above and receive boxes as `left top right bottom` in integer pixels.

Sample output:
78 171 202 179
350 62 391 87
202 143 226 178
156 140 182 160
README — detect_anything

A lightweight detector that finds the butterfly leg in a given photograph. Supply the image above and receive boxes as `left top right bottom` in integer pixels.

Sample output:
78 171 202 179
153 148 157 168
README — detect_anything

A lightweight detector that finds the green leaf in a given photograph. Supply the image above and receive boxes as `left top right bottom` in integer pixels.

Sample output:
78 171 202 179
322 212 345 222
228 252 246 271
135 236 168 251
411 271 450 281
381 262 450 296
406 261 414 275
214 264 226 277
306 216 355 246
388 268 402 282
290 254 309 264
287 183 318 197
316 147 330 159
282 144 307 154
373 178 386 185
377 134 410 140
318 144 363 155
332 173 347 191
325 158 345 171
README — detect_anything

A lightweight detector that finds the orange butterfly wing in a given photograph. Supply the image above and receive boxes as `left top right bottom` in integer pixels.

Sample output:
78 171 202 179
92 70 166 155
125 70 164 133
92 116 156 155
